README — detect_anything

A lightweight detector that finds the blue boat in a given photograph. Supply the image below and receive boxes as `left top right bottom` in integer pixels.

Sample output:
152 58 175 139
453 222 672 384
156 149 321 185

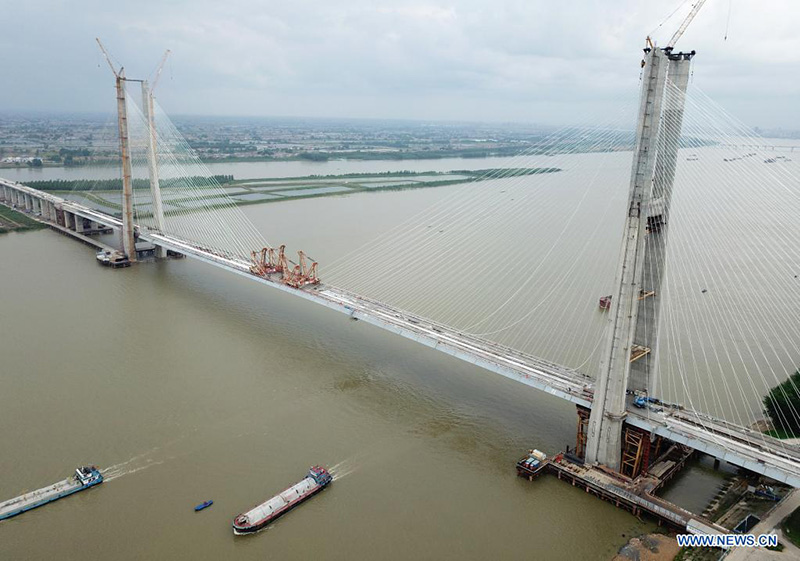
195 500 213 511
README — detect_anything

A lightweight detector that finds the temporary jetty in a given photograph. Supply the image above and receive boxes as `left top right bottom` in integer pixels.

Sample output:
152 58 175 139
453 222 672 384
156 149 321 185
516 447 728 533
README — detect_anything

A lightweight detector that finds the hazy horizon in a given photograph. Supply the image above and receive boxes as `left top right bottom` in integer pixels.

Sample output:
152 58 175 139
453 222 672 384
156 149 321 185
2 1 799 130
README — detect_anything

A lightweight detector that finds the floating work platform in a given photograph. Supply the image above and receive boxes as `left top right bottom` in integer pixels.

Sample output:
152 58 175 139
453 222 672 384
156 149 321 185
516 449 550 480
0 466 103 521
96 250 131 268
517 447 726 533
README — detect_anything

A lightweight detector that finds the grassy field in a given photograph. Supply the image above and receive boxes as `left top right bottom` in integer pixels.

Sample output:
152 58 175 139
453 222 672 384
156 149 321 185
782 505 800 547
40 167 562 220
765 428 799 439
0 204 46 234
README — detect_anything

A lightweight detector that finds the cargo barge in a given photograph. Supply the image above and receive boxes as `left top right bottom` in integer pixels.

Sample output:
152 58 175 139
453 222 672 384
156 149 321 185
0 466 103 521
233 466 332 535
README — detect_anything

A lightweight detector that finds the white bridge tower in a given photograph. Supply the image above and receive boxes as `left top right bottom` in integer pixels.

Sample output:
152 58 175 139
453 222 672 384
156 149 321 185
585 46 695 470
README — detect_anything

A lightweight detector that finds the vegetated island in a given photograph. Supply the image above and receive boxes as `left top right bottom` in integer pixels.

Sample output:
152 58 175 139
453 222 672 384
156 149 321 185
20 168 561 218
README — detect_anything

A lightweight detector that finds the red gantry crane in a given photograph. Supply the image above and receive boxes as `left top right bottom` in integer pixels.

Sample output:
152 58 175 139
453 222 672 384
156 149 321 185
250 245 318 288
250 245 287 276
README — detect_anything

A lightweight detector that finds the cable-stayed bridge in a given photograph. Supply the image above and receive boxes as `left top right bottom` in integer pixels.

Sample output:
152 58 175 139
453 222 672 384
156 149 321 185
3 46 800 491
2 172 800 487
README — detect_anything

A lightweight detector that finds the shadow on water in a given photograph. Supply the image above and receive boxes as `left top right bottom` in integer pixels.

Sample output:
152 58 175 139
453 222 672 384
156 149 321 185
657 454 736 515
153 256 581 464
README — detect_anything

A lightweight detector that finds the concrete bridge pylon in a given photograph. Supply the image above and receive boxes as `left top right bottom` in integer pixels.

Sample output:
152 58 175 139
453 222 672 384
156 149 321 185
585 46 694 471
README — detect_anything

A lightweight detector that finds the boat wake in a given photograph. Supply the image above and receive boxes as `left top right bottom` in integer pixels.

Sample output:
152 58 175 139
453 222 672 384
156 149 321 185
328 458 358 481
101 448 165 482
104 459 164 482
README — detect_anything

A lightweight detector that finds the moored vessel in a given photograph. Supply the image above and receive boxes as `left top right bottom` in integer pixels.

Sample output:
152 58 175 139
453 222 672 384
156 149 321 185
96 250 111 265
232 466 332 535
0 466 103 521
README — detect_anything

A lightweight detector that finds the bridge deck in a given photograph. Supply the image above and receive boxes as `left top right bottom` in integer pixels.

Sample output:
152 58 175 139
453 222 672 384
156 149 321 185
3 177 800 487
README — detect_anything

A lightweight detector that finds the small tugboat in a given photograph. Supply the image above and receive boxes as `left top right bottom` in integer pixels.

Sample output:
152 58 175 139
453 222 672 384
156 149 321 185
95 250 111 265
232 466 332 535
0 466 103 521
108 251 131 269
95 250 130 268
195 500 214 511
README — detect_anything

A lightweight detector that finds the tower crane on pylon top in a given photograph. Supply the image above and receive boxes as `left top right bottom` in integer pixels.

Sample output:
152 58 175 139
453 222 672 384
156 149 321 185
150 49 171 93
643 0 706 65
96 38 124 80
667 0 708 49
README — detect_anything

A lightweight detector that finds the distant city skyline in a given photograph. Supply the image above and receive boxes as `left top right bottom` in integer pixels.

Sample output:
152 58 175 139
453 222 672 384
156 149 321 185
2 1 798 129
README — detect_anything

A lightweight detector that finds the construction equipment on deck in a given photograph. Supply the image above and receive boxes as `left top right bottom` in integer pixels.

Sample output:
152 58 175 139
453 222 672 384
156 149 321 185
250 245 286 276
281 250 320 288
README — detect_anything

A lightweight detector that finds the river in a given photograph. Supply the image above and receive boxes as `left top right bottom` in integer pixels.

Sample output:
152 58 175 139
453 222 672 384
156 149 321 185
1 145 798 559
0 232 655 560
0 154 659 560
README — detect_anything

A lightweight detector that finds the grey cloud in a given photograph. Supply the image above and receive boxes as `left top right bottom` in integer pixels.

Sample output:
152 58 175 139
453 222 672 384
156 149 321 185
1 0 798 128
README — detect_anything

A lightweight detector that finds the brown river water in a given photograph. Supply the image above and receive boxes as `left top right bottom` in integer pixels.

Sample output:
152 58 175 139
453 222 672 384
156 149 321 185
0 228 656 560
0 160 661 560
5 142 793 558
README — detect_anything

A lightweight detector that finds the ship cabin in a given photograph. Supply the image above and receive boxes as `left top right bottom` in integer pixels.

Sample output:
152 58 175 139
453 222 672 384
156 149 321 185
75 466 102 486
308 466 332 486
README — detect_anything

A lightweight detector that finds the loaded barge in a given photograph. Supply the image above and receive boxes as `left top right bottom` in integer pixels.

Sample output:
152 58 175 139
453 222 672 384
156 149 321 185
0 466 103 521
233 466 332 535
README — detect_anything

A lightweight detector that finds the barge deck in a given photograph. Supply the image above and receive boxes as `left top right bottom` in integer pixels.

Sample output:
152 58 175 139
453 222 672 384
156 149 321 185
0 467 103 521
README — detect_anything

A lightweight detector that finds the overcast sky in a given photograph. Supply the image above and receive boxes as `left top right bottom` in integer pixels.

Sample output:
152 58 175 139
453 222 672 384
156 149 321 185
2 1 798 128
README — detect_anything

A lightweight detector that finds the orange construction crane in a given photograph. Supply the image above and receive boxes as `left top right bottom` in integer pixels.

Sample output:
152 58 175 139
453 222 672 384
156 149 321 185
279 250 320 288
250 245 319 287
298 251 320 285
250 244 287 277
270 245 286 274
250 248 269 276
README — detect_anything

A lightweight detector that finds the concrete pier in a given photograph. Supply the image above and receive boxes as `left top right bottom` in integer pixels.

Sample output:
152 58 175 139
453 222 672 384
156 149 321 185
521 447 725 533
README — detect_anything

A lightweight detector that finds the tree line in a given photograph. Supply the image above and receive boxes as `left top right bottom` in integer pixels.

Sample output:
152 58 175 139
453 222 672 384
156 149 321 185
25 175 234 192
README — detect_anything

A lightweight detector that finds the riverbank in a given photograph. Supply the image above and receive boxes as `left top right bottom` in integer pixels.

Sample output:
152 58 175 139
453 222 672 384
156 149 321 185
0 204 46 234
613 533 680 561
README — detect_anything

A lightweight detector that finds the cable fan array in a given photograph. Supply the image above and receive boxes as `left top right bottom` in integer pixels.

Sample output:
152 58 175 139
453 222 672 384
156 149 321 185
326 89 642 373
44 74 800 443
123 92 270 262
648 80 800 447
325 80 800 441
